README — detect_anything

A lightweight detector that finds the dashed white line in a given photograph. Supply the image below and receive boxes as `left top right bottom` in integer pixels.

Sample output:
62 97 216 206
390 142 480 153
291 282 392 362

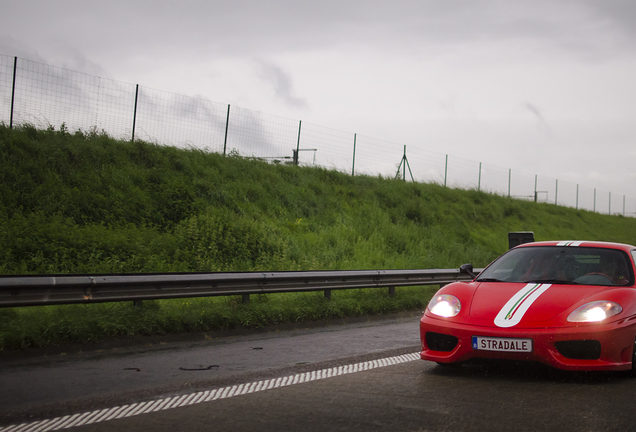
1 352 420 432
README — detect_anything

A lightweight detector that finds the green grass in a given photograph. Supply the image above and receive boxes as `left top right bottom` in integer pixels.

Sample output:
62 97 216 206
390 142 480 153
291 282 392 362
2 123 636 351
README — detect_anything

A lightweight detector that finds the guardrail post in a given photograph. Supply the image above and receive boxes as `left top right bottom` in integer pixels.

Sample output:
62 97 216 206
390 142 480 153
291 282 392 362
388 286 396 298
133 300 143 308
324 289 331 301
242 294 250 304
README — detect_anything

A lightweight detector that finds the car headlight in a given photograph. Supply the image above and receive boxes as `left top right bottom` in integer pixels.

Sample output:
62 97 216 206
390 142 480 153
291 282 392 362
428 294 461 318
567 301 623 323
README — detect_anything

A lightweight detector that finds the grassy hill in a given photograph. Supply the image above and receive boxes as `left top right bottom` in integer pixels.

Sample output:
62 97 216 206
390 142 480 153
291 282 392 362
2 123 636 350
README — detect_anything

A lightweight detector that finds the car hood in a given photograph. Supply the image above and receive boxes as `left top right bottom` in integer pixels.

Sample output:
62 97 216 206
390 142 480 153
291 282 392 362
468 282 606 327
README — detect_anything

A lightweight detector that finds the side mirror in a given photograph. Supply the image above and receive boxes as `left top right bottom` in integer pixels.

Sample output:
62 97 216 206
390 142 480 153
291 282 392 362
459 263 476 279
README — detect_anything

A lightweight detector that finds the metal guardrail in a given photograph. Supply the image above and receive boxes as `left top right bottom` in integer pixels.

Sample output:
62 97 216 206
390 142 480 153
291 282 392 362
0 268 482 308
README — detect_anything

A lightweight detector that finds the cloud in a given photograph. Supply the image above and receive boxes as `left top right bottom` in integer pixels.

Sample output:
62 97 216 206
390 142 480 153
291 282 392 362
57 47 106 77
522 102 552 137
4 1 636 64
258 61 307 109
0 35 47 63
3 0 636 199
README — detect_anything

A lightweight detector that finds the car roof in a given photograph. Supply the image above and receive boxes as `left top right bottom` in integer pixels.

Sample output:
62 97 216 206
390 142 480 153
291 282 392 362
516 241 636 252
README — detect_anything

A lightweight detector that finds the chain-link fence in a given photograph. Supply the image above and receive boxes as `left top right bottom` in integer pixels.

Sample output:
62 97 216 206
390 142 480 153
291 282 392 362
1 54 634 216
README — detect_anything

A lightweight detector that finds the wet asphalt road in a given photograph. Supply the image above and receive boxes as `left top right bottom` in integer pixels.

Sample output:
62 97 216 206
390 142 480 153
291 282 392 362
4 312 636 431
74 360 636 432
0 313 422 425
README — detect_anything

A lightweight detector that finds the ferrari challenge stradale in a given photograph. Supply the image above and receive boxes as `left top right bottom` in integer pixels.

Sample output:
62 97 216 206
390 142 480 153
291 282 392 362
420 241 636 372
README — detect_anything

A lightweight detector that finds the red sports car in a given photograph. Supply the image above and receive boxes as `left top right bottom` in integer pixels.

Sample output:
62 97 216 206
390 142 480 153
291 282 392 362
420 241 636 372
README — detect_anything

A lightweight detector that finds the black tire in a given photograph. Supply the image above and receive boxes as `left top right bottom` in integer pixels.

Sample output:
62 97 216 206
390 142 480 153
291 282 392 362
630 337 636 378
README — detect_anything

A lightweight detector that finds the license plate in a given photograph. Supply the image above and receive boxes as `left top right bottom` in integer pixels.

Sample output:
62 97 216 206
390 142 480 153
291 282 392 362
472 336 533 353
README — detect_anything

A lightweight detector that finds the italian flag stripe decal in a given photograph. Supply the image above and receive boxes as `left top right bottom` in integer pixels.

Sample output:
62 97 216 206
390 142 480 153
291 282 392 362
556 241 583 246
504 283 542 320
494 283 552 328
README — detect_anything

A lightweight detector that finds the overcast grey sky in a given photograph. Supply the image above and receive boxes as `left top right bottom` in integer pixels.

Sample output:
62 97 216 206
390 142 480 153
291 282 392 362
2 0 635 202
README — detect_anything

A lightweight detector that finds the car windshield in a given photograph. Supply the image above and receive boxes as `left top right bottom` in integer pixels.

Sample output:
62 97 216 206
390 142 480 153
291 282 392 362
475 246 633 286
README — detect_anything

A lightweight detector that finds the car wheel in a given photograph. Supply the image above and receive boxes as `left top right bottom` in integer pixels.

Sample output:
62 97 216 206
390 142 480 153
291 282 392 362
630 337 636 378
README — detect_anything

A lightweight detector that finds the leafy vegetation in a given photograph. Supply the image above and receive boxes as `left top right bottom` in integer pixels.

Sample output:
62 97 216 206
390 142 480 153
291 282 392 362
2 123 636 350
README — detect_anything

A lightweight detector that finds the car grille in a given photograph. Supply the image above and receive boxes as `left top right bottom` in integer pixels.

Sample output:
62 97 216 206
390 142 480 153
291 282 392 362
425 332 459 352
555 340 601 360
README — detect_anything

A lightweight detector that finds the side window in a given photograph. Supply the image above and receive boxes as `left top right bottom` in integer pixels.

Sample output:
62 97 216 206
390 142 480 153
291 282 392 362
632 250 636 267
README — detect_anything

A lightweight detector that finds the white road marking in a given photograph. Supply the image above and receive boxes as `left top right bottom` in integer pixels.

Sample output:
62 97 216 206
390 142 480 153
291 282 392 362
0 352 420 432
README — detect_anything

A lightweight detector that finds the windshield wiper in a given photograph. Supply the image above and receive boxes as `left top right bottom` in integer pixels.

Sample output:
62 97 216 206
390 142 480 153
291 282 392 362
475 278 504 282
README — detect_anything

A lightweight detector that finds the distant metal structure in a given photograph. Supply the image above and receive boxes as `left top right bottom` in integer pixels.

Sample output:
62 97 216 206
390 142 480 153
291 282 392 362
395 145 414 182
508 232 535 249
292 148 317 166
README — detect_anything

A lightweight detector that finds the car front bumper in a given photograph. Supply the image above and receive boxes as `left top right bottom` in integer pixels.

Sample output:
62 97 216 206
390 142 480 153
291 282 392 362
420 314 636 371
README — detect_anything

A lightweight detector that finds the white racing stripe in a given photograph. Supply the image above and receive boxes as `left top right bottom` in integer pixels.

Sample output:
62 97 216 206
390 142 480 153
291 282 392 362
494 283 552 328
0 352 420 432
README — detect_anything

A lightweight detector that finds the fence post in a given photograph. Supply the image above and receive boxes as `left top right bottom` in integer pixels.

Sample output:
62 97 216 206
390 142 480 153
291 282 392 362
609 192 611 215
534 175 538 202
508 169 511 197
9 56 17 129
594 188 596 212
624 195 626 217
351 133 357 176
576 184 579 209
295 120 302 166
131 84 139 142
555 179 558 205
478 162 482 191
223 104 230 156
444 155 448 187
